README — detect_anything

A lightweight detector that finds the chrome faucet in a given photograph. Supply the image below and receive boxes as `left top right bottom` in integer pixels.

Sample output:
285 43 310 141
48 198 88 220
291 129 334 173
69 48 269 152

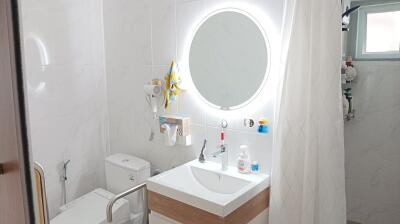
210 119 229 170
199 140 228 171
199 119 229 170
211 144 228 171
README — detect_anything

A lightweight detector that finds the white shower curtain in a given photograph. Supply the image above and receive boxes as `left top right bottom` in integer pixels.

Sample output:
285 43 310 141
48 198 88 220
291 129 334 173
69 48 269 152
269 0 346 223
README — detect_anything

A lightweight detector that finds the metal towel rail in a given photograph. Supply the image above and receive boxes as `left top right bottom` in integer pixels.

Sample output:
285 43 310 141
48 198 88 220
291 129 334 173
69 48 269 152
106 182 147 224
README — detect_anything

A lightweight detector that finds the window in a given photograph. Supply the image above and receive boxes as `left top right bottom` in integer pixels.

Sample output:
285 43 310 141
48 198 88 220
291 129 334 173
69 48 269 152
356 3 400 59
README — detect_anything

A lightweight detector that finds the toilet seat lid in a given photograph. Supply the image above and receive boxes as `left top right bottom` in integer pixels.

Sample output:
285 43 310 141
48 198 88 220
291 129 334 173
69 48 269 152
50 188 130 224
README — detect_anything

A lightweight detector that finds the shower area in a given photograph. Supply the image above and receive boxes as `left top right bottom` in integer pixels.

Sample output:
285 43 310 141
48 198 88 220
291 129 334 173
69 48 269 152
343 0 400 223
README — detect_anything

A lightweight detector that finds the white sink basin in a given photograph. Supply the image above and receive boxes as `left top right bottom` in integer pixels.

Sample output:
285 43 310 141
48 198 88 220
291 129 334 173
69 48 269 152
146 160 269 217
190 166 251 194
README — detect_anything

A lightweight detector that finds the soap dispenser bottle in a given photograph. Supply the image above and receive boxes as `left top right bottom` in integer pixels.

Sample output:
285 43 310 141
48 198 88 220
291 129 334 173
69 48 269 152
237 145 251 173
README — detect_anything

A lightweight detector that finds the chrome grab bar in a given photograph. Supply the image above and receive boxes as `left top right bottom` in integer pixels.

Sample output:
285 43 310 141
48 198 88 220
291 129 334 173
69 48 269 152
106 182 147 224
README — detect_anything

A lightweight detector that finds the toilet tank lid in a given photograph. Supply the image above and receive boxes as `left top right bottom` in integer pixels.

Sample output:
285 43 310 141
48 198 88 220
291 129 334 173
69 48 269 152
106 153 150 171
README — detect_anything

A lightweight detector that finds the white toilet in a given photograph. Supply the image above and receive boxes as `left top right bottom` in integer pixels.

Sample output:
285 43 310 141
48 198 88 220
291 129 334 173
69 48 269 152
51 153 150 224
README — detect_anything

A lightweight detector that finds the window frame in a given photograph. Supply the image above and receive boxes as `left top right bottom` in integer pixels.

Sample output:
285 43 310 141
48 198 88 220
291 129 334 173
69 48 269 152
356 2 400 60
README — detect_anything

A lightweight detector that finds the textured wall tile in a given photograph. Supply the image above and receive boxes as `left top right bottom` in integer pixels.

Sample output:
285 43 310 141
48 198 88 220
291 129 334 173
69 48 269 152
21 0 108 218
345 61 400 224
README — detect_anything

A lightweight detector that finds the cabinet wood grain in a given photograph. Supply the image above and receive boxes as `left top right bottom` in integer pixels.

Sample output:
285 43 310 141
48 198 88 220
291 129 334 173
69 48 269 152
148 187 270 224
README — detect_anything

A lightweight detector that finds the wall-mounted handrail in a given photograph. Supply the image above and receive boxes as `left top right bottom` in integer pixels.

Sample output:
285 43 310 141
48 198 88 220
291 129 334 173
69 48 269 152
34 162 50 224
106 182 147 224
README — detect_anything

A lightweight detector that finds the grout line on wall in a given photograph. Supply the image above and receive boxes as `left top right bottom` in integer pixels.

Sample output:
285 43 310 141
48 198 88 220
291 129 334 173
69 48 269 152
99 0 111 157
174 0 178 60
150 4 154 68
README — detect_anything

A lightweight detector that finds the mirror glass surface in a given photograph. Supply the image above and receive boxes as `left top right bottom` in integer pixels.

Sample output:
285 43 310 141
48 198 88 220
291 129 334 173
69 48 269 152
189 11 268 109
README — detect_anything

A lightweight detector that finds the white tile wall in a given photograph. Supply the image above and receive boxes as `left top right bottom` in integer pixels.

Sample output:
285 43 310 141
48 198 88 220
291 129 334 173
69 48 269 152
345 61 400 224
20 0 108 218
103 0 284 174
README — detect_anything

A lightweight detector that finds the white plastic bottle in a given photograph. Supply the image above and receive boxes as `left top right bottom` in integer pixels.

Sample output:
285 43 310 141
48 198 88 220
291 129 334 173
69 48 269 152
237 145 251 173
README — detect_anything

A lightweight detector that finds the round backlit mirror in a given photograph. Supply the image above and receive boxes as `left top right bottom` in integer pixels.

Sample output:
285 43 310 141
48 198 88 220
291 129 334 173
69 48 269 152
189 10 269 110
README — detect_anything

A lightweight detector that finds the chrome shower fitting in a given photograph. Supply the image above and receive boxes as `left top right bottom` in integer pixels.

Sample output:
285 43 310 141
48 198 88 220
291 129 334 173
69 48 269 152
61 159 70 205
61 159 70 181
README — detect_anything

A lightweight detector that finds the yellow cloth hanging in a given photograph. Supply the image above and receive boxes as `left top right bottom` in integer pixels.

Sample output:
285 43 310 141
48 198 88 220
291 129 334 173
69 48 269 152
164 61 182 109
